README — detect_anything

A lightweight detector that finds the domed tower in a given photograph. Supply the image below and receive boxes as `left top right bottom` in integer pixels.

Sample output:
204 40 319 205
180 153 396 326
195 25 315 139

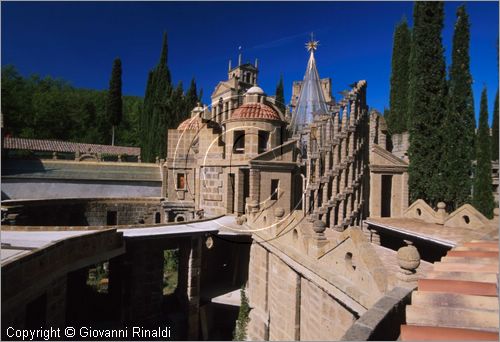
223 85 287 161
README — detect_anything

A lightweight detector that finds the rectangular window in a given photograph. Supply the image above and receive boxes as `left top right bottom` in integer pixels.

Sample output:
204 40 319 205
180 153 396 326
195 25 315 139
177 173 185 189
106 211 117 225
258 130 269 154
271 179 279 200
233 130 245 154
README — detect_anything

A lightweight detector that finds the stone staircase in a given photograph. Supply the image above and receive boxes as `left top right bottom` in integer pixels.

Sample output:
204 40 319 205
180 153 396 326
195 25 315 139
401 240 499 341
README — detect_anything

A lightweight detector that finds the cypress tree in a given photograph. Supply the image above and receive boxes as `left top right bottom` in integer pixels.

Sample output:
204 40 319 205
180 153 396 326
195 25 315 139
407 2 448 207
275 74 286 114
492 90 499 161
473 87 494 218
388 17 411 134
185 78 199 116
141 32 172 162
440 5 475 210
106 58 123 145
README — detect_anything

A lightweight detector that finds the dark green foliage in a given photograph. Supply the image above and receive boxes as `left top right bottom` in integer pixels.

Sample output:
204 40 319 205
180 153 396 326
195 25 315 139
1 65 141 146
473 88 495 218
163 249 179 295
492 90 499 161
140 32 173 162
106 58 123 145
440 5 475 210
140 33 201 162
185 78 199 115
407 2 448 207
275 74 286 114
233 286 250 341
388 17 412 134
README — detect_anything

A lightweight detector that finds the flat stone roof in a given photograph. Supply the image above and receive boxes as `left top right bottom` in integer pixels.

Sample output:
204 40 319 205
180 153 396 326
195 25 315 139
1 230 99 264
365 217 498 247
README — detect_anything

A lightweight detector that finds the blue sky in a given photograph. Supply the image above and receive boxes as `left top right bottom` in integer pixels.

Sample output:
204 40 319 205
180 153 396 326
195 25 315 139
2 1 499 123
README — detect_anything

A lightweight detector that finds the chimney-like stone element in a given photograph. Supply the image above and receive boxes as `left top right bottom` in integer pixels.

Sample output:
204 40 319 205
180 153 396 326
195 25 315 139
436 202 447 225
397 240 421 285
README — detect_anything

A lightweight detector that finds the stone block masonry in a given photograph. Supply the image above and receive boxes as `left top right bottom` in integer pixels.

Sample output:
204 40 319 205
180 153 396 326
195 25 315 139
247 242 358 341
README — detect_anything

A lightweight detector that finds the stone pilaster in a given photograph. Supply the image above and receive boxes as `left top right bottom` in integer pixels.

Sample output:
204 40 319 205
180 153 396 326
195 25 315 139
186 237 202 340
250 169 261 206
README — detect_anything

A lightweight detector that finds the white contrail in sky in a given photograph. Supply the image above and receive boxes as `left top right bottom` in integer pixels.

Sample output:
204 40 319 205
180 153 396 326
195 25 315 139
248 27 331 51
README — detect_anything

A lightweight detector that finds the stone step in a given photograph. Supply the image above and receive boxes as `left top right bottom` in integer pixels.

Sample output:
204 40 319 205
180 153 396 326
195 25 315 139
417 279 498 297
400 325 499 341
406 305 499 331
446 250 499 258
425 271 498 283
454 246 499 252
433 262 499 274
441 256 499 265
411 291 499 312
463 241 499 248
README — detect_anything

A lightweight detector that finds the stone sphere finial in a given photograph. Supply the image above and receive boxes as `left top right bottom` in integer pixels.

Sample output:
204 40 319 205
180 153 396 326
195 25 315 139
437 202 446 210
312 220 326 234
274 207 285 218
397 240 420 272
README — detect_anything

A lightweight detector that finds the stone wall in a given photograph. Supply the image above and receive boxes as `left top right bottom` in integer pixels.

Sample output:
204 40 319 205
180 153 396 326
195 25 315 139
200 166 226 216
268 253 300 340
2 159 162 200
247 242 359 341
2 198 163 226
300 278 355 340
391 132 410 162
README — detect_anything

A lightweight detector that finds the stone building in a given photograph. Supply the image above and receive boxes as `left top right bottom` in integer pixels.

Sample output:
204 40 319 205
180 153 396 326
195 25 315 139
2 37 497 342
164 37 409 227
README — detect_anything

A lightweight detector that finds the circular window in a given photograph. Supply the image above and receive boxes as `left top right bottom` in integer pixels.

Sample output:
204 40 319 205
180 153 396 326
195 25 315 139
416 208 422 216
463 215 470 224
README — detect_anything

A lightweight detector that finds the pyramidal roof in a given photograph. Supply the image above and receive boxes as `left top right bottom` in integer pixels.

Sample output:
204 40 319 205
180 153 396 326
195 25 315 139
290 39 329 135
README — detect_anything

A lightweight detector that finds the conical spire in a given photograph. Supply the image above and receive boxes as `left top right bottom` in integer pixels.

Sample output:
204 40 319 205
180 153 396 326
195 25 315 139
291 35 328 135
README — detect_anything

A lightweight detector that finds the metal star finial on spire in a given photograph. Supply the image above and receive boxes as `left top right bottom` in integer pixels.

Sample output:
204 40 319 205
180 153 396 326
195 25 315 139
305 32 319 52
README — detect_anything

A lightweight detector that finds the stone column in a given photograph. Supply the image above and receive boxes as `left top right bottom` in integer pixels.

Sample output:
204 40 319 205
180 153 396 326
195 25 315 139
250 169 261 205
342 105 348 132
120 239 164 326
223 101 229 121
336 199 344 231
228 100 233 119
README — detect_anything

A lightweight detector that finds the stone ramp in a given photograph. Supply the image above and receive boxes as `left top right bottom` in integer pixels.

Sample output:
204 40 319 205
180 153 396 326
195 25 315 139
401 240 499 341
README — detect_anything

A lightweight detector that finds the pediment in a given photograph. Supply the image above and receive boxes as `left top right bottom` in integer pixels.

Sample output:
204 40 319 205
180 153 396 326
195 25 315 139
370 144 408 168
211 82 232 98
404 199 439 224
445 204 491 229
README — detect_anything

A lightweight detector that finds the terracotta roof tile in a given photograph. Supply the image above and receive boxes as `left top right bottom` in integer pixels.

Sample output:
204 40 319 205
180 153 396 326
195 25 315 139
229 103 282 122
3 137 140 156
177 116 203 131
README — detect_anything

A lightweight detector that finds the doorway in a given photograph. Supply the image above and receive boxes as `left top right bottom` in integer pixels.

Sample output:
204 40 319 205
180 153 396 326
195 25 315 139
381 175 393 217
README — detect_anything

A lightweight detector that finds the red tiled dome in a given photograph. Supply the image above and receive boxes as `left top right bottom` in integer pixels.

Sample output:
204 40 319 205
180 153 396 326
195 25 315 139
177 116 202 131
229 103 282 122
